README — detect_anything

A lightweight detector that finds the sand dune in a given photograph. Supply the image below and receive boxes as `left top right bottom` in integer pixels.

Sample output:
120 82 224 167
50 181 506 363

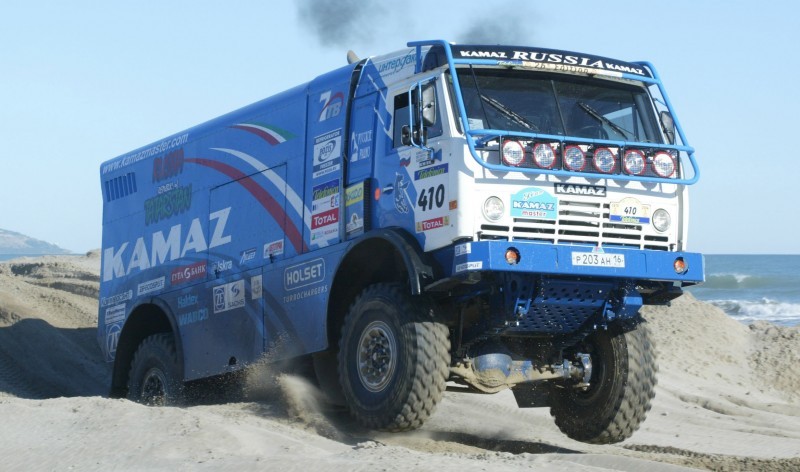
0 253 798 471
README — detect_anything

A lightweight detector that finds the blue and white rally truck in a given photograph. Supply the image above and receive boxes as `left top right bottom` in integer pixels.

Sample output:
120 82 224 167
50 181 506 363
98 40 704 444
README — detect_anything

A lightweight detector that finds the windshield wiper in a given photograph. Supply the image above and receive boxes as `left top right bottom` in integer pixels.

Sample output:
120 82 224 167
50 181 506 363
480 94 539 131
577 101 633 140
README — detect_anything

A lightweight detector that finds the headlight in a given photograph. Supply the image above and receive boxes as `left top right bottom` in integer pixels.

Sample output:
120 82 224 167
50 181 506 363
652 152 676 178
501 140 525 166
532 143 557 169
483 196 504 221
593 147 616 173
623 150 646 175
563 145 586 171
652 208 671 232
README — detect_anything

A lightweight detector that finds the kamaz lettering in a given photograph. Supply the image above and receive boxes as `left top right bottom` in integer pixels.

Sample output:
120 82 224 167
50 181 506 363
102 207 231 282
99 39 702 445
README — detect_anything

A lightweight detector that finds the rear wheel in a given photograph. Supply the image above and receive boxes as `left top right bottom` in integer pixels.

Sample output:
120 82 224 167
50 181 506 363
549 317 656 444
127 333 184 406
338 283 450 431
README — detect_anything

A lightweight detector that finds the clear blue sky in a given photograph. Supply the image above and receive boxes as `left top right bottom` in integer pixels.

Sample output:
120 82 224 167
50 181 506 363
2 1 797 254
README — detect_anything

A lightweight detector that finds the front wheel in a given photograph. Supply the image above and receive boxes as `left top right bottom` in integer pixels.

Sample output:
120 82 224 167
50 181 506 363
127 333 185 406
338 283 450 431
549 318 657 444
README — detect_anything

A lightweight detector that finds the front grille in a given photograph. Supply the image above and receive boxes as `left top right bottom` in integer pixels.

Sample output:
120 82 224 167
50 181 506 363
480 198 672 250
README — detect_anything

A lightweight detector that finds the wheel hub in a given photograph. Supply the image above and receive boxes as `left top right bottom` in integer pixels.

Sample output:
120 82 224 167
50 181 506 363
357 321 397 393
141 367 168 406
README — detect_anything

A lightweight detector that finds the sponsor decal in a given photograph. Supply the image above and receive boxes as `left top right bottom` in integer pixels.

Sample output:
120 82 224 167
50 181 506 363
452 46 648 77
345 182 364 207
377 51 416 75
283 284 328 304
103 207 232 282
251 275 263 300
350 129 373 162
240 247 257 265
312 208 338 229
554 183 606 197
106 323 121 356
312 179 340 207
144 184 192 225
414 163 448 181
392 173 410 214
212 279 245 314
137 276 165 296
171 261 207 285
284 258 325 291
105 304 126 325
263 239 284 258
211 259 233 274
510 187 558 220
416 216 449 232
101 133 189 175
455 261 483 273
177 293 198 308
311 178 340 243
312 130 342 178
346 213 364 234
609 197 651 224
100 290 133 307
152 148 185 183
319 91 344 122
178 308 208 326
455 243 471 257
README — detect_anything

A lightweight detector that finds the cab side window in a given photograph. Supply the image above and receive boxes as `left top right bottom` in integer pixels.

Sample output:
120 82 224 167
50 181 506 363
392 84 442 148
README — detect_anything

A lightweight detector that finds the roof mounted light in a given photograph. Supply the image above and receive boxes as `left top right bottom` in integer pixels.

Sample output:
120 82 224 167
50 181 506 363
563 145 586 171
653 152 676 178
593 147 616 174
502 140 525 166
532 143 557 169
623 149 646 175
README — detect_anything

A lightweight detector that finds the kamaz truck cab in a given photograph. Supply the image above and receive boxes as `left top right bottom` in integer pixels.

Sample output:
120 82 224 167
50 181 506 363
98 40 703 445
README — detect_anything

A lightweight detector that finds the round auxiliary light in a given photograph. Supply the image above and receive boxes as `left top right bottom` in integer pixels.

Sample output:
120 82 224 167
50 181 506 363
483 196 505 221
673 257 688 274
563 145 586 171
652 208 671 233
593 147 616 173
623 149 646 175
505 247 521 265
532 143 557 169
502 140 525 166
652 152 676 178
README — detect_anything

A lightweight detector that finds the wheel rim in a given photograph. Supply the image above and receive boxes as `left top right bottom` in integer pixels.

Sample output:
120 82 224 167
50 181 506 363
356 320 397 393
141 367 169 406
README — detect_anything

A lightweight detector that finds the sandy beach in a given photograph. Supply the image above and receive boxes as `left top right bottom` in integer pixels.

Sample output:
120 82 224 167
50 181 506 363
0 252 798 471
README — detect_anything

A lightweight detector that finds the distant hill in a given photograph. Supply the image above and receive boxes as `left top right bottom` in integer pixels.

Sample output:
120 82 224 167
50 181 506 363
0 228 73 256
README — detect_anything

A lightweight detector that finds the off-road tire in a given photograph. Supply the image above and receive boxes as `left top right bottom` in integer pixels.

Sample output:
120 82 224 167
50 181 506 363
338 283 450 431
549 317 657 444
127 333 185 406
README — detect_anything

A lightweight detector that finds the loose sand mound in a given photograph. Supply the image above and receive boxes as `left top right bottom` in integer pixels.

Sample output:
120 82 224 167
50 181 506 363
0 253 798 471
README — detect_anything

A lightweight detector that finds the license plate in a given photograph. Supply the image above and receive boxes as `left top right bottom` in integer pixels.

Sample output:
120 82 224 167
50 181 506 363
571 252 625 268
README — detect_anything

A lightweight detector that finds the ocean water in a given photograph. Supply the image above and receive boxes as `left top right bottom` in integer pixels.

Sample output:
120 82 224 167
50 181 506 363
686 255 800 327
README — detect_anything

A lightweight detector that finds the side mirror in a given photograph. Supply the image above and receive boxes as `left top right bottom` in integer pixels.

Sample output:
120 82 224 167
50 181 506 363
401 125 426 147
421 82 436 127
401 125 412 146
660 111 676 144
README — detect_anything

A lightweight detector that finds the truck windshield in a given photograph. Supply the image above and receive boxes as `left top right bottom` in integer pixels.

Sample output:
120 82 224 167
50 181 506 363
455 67 663 144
